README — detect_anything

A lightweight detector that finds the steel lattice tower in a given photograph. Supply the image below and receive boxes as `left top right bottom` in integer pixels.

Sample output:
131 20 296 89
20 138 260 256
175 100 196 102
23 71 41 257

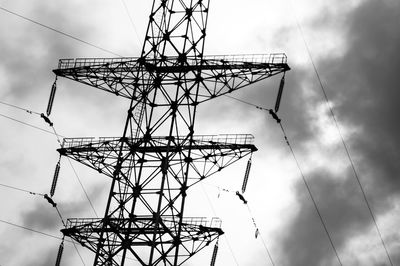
52 0 289 265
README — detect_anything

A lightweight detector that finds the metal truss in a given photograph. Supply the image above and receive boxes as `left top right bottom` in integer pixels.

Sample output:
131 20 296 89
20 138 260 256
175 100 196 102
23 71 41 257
62 217 222 266
53 0 289 265
54 54 289 104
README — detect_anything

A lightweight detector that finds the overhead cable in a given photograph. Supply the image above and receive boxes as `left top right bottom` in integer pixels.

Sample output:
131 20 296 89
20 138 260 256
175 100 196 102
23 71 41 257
0 112 61 137
278 121 343 265
0 182 44 196
224 95 343 265
119 0 142 50
200 183 240 266
289 2 393 264
0 100 41 115
0 6 122 57
0 218 69 242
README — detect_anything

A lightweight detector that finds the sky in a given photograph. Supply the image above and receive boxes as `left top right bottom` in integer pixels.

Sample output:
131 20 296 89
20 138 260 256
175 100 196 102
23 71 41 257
0 0 399 265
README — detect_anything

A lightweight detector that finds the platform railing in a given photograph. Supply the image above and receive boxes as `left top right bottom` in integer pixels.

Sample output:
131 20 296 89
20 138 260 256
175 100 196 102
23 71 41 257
65 216 222 230
61 134 254 149
56 53 287 70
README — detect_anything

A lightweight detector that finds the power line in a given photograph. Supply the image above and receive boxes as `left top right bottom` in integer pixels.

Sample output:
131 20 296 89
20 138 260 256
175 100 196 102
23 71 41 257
203 183 276 266
0 100 41 115
278 121 343 265
289 3 394 265
0 6 122 57
0 218 86 265
0 112 63 137
119 0 142 50
0 182 44 196
66 158 99 218
0 218 68 242
71 240 87 266
0 110 98 219
246 204 275 266
0 182 87 264
49 124 99 218
200 183 240 266
224 94 269 111
223 95 343 265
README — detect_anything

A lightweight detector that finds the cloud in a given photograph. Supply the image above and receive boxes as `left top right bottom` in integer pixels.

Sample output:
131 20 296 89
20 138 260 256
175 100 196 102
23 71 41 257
274 0 400 265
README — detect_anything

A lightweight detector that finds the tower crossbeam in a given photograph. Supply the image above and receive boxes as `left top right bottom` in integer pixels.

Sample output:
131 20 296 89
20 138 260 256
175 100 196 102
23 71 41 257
58 134 256 187
62 217 222 266
53 54 289 103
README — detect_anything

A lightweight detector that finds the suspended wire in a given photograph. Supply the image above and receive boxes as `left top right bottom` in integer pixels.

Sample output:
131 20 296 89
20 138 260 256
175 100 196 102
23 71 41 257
224 94 269 111
0 218 69 242
0 100 41 115
205 183 276 266
0 102 98 219
0 218 86 265
71 240 87 266
246 204 275 266
0 182 44 196
119 0 142 50
54 206 86 266
216 186 275 265
55 206 66 227
0 112 62 137
0 6 122 57
288 2 393 264
0 100 64 137
1 111 98 218
223 95 343 265
50 124 99 219
66 157 99 218
200 183 240 266
278 121 342 265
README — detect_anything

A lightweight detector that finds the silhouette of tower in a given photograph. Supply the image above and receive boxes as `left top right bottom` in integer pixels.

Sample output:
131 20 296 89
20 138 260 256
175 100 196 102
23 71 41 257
52 1 289 265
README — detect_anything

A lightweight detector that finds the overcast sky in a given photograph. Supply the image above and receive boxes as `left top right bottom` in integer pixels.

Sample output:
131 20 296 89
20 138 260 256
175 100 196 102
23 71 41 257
1 0 399 265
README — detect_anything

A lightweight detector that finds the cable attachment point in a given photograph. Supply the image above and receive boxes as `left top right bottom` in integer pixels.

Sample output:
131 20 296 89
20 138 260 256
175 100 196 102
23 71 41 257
268 109 281 123
235 191 248 204
41 113 54 127
44 193 57 208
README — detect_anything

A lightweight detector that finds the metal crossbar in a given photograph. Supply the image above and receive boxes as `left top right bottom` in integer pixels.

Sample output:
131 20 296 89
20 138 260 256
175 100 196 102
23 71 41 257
65 217 222 229
57 53 287 69
61 134 254 149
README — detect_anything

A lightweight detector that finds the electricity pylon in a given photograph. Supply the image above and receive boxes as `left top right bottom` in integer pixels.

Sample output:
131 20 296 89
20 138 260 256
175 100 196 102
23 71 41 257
52 0 289 265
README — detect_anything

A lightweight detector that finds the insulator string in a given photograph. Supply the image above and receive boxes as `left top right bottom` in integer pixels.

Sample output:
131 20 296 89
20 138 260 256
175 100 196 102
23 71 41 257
210 239 219 266
50 158 61 197
55 239 64 266
274 72 285 113
241 156 252 193
47 77 57 117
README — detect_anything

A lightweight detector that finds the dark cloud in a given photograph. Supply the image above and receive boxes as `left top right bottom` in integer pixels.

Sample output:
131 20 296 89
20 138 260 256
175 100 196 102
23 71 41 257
275 0 400 265
279 168 373 265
